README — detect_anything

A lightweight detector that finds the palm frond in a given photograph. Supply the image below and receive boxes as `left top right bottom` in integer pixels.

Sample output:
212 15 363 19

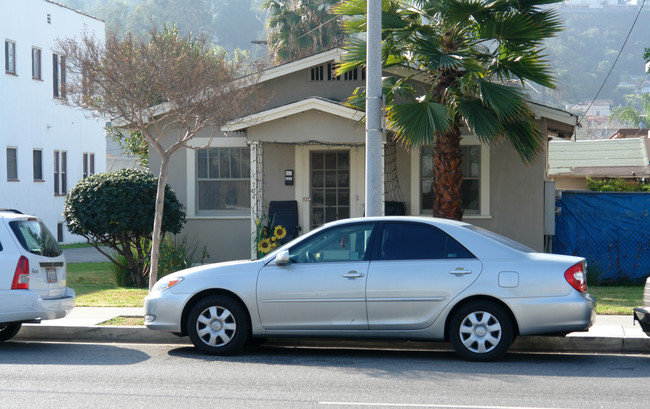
387 99 451 146
456 97 503 144
478 81 527 120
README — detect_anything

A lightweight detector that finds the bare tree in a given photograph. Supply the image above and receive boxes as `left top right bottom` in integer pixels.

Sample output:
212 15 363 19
57 26 262 289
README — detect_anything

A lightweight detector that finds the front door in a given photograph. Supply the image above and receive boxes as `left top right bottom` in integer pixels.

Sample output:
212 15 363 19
310 151 349 229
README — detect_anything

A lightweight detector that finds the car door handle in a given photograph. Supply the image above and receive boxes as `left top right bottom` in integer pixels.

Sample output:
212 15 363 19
449 268 472 276
342 271 365 278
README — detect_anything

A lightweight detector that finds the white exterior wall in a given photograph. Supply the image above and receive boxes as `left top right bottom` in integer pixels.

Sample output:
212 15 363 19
1 0 105 243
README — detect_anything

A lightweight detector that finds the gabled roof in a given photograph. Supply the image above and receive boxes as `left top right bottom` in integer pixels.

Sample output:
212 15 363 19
223 97 363 132
549 137 650 177
257 48 345 84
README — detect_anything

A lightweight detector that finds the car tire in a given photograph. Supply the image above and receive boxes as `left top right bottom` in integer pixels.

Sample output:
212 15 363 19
449 301 514 362
187 295 250 355
0 323 22 342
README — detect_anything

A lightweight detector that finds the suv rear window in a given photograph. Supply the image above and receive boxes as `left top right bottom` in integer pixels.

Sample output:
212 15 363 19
9 219 62 257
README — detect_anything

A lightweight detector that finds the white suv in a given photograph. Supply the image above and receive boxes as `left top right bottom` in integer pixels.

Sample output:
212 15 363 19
0 210 75 341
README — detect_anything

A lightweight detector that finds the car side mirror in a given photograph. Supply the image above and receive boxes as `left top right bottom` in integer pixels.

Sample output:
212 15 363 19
274 250 290 265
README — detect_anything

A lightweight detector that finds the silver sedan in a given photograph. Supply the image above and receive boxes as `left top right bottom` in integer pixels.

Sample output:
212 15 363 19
144 217 596 361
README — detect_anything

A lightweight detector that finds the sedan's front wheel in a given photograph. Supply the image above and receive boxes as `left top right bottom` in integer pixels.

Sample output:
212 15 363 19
0 323 22 342
187 295 250 355
449 301 514 361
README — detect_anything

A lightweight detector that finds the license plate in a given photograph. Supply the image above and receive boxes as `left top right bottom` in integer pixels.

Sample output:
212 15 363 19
46 268 58 283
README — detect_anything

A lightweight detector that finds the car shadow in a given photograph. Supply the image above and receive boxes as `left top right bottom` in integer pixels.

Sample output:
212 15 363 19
167 342 650 379
0 341 150 366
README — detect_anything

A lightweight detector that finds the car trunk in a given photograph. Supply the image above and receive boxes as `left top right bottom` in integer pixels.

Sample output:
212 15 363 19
8 218 68 299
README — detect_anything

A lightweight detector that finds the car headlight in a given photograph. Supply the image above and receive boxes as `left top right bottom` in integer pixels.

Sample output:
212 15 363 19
152 276 184 292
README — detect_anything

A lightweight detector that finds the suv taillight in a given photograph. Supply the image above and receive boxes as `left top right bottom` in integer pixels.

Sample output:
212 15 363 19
564 262 586 293
11 256 30 290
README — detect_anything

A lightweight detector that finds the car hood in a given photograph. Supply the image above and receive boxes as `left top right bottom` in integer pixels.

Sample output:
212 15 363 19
162 258 264 294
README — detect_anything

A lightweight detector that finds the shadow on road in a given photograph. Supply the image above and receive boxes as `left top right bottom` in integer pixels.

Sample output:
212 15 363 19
167 343 650 379
0 341 150 366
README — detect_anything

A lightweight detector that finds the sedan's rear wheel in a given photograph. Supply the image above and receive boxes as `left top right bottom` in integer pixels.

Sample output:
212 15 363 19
187 295 250 355
449 301 514 361
0 323 22 342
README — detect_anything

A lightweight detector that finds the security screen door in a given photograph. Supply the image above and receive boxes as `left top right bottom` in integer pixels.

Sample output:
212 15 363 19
310 151 350 229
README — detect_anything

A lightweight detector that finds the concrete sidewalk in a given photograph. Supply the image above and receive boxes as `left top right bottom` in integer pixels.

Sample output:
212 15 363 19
14 307 650 354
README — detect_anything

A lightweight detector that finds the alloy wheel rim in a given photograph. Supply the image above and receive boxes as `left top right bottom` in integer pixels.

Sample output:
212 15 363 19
196 306 237 347
459 311 502 354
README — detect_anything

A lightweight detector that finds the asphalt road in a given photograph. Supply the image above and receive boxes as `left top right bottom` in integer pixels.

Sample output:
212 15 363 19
1 341 648 409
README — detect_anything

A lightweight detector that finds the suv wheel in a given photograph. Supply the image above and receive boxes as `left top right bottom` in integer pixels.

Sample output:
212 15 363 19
0 323 22 342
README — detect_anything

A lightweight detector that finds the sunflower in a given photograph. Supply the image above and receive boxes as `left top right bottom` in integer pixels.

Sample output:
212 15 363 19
258 238 273 254
273 225 287 240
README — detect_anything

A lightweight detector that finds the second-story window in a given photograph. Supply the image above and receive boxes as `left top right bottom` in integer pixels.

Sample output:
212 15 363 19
33 149 43 181
53 53 66 98
32 48 42 80
5 40 16 74
83 153 95 179
54 150 68 195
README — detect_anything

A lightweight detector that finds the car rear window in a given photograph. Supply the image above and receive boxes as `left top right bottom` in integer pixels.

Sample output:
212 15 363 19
9 219 62 257
465 225 536 253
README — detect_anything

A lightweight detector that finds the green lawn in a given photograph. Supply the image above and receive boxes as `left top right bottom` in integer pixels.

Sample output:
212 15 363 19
66 262 644 314
67 262 148 307
588 286 643 315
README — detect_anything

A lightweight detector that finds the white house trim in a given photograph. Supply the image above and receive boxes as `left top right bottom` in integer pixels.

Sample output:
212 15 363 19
223 97 364 132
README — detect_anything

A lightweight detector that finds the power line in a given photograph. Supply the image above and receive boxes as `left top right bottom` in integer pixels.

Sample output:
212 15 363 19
579 0 646 124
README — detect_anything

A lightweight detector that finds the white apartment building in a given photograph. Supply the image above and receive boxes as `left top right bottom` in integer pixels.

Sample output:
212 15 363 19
1 0 105 243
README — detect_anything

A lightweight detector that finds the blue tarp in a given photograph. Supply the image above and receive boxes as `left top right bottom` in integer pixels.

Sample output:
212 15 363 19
554 191 650 283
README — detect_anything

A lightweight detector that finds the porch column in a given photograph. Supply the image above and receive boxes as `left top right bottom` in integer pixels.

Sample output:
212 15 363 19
250 141 264 259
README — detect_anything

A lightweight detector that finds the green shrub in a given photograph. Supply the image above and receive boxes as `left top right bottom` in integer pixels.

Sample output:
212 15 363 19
64 169 185 288
587 176 650 192
158 235 210 277
110 235 209 287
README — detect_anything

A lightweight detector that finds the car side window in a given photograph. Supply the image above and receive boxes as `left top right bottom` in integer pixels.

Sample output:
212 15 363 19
289 223 375 263
379 222 475 260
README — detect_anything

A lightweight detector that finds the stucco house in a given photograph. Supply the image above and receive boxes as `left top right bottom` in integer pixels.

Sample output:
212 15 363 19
1 0 105 243
151 49 578 261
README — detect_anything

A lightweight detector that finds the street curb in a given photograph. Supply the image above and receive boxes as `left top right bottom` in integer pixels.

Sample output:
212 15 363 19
15 325 650 354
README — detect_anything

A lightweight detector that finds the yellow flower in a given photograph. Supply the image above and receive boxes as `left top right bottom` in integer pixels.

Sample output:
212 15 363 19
258 238 273 254
273 225 287 240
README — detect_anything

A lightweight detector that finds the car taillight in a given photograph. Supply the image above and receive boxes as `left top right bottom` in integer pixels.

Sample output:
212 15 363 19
564 262 586 293
11 256 30 290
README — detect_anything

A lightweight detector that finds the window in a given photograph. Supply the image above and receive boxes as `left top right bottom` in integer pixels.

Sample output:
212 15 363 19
288 222 375 263
82 152 94 178
54 150 67 195
311 63 365 82
32 48 41 80
310 65 324 81
5 40 16 74
6 147 18 180
421 145 481 214
33 149 43 181
378 222 475 261
197 147 250 213
53 54 66 98
57 223 64 243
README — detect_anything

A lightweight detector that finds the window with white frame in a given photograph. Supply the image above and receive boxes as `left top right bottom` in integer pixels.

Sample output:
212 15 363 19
82 153 94 178
32 47 41 80
421 145 481 214
5 40 16 74
33 149 43 181
310 63 365 82
53 53 66 98
54 150 67 195
6 147 18 180
196 147 250 213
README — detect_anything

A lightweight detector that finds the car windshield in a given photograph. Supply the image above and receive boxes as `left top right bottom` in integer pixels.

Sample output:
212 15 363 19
465 225 536 253
9 219 62 257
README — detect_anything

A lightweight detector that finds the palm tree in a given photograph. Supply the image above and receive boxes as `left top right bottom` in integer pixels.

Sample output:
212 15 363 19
334 0 563 220
610 93 650 128
263 0 346 64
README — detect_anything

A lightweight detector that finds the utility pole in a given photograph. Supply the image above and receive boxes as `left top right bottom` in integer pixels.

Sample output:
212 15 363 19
365 0 383 217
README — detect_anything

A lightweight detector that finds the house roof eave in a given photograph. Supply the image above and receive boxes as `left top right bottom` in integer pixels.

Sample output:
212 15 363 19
222 97 364 132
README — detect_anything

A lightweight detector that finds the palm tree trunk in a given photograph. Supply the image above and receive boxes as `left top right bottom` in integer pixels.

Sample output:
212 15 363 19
433 127 463 221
